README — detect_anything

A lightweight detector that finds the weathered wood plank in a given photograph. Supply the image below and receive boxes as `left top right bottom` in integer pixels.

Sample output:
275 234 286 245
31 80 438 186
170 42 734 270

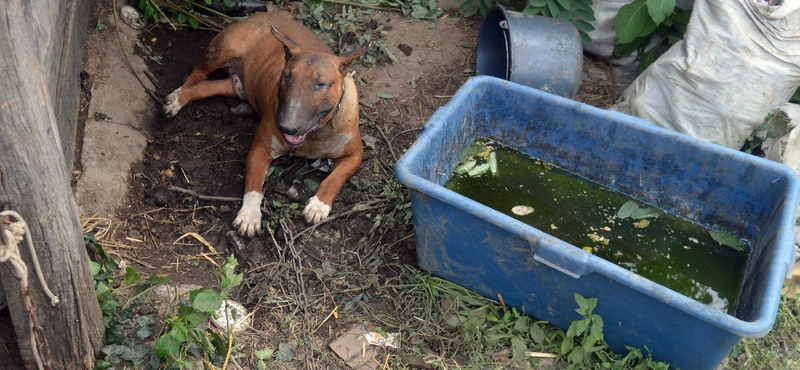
0 1 104 369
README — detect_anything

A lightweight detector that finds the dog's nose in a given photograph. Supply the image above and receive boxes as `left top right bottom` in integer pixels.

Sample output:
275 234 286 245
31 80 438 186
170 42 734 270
279 125 298 135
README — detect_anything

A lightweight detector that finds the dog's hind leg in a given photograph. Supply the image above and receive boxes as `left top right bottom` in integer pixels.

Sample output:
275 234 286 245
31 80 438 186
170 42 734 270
163 36 240 117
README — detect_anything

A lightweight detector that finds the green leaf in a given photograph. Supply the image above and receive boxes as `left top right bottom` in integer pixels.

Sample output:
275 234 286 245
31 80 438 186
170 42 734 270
575 293 589 311
255 348 275 360
276 342 294 363
523 6 542 15
257 361 267 370
304 178 321 192
672 9 692 25
614 37 648 57
568 346 585 364
376 92 394 99
616 200 639 219
153 334 180 358
529 324 546 344
615 0 650 44
542 6 552 17
177 12 188 24
89 260 101 276
580 31 592 45
575 19 595 33
170 323 190 342
204 0 213 4
192 289 224 313
577 9 596 22
638 44 661 70
188 16 199 29
587 298 598 311
123 267 141 284
667 34 682 44
590 317 604 342
561 336 573 354
513 316 529 332
511 337 527 358
411 4 429 19
574 0 592 13
148 274 171 285
556 0 571 11
529 0 547 6
638 17 657 37
631 206 661 220
547 0 561 18
646 0 676 24
136 325 154 339
557 9 573 21
709 230 747 251
566 321 578 338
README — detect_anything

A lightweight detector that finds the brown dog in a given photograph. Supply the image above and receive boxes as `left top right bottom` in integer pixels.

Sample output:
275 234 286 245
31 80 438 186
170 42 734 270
163 12 368 236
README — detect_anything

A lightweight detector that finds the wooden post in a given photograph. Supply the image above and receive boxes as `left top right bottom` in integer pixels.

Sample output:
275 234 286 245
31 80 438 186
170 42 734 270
0 1 104 369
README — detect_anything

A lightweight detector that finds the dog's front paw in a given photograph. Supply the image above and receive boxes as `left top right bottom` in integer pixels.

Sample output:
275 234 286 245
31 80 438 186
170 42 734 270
233 192 263 237
303 196 331 224
163 88 183 118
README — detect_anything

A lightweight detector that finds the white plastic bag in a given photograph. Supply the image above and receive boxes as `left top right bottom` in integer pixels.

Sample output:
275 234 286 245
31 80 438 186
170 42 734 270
613 0 800 150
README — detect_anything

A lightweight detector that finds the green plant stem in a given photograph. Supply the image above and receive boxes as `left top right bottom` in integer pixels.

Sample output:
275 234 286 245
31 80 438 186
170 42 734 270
151 0 224 31
181 0 237 22
121 284 160 309
320 0 402 12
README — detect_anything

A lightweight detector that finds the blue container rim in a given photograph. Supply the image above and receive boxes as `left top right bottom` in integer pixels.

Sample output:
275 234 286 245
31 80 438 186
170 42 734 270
395 75 800 338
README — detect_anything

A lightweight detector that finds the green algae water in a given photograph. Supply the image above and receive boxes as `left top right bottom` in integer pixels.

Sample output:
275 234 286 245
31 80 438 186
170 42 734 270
444 139 751 314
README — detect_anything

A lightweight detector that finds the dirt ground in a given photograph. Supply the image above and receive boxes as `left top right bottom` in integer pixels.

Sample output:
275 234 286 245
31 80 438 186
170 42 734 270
0 4 622 369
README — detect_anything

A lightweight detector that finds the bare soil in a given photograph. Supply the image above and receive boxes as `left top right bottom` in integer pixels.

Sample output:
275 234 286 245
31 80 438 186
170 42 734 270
0 6 620 369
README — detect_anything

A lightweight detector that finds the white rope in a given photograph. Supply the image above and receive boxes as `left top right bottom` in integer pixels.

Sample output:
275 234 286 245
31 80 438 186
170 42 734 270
1 210 60 370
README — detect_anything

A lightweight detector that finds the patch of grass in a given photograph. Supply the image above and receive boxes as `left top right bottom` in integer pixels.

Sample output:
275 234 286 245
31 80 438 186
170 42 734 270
727 295 800 369
361 265 669 369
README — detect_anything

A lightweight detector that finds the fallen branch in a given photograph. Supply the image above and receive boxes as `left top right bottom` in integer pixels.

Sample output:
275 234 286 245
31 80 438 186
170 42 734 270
167 186 240 202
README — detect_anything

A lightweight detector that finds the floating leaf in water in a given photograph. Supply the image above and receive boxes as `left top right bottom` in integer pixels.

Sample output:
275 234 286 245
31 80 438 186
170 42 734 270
455 160 477 174
709 230 746 251
635 219 651 228
512 205 534 216
616 200 638 219
467 163 490 177
488 151 498 176
632 207 661 220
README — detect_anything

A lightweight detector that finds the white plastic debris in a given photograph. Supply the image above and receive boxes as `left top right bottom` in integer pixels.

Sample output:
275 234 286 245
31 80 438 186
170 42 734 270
120 6 145 30
363 332 400 349
213 300 251 332
511 205 534 216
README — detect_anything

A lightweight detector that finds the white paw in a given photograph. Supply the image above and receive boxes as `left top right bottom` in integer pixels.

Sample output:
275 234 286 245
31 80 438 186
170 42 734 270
163 88 183 117
303 196 331 224
233 192 263 237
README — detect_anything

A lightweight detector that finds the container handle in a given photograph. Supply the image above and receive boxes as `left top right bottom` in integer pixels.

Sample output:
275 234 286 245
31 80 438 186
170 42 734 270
532 239 590 279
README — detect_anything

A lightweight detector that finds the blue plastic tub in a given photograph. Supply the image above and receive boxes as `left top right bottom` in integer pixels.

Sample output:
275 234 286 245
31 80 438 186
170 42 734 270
395 76 800 370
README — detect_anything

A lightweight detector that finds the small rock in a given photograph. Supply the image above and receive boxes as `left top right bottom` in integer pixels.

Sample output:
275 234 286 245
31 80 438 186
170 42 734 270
398 43 413 56
151 284 203 305
120 6 145 30
219 205 233 213
402 355 432 370
138 305 155 315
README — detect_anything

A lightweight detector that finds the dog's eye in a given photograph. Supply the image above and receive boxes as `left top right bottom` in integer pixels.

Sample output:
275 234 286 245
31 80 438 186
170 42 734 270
283 71 291 81
315 82 327 90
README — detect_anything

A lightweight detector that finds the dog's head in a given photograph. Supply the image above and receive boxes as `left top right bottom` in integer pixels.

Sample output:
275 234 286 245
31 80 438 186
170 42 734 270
271 26 369 147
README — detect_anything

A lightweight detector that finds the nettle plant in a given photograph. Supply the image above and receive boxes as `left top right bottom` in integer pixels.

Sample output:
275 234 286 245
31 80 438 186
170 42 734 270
522 0 596 44
613 0 691 69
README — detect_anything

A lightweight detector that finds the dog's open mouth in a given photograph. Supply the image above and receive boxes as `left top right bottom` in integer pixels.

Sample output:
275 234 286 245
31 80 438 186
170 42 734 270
282 121 321 147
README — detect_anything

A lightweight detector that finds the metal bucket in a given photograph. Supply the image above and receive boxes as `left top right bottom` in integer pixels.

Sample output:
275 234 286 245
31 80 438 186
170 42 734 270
476 5 583 98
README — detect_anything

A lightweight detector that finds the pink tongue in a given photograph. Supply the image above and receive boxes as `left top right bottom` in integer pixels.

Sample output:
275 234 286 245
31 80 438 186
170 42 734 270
284 133 307 145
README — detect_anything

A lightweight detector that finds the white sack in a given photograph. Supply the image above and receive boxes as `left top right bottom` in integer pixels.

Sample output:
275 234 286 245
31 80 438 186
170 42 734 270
613 0 800 149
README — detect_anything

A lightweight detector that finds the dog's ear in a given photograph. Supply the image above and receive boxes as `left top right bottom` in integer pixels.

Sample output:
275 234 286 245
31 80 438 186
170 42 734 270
271 26 301 60
337 43 371 72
